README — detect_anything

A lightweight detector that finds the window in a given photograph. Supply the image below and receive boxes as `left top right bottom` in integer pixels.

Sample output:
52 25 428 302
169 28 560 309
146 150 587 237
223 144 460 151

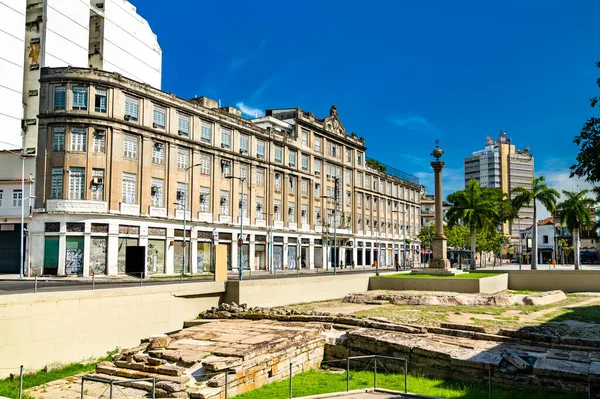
93 130 105 153
124 95 139 121
200 121 211 143
301 204 308 224
274 173 281 191
366 196 371 210
373 177 378 191
153 105 166 129
12 190 22 207
54 86 66 110
327 141 340 157
240 134 249 153
301 154 309 171
219 190 229 215
257 140 265 159
199 186 210 212
70 128 87 152
200 153 211 175
288 202 295 223
357 193 362 206
177 148 189 170
543 235 549 244
53 127 65 151
221 127 231 149
357 152 363 165
221 160 231 177
289 151 297 167
315 183 321 198
274 146 282 163
346 190 351 203
301 129 309 146
50 168 63 199
72 86 88 110
240 164 248 181
301 179 309 196
122 172 137 203
150 178 164 207
176 182 188 208
239 193 248 218
315 159 322 175
289 176 295 192
178 114 190 137
0 190 2 207
345 148 351 163
315 206 321 225
314 135 322 152
91 169 104 201
357 172 363 187
256 168 265 186
274 199 281 221
95 87 107 113
256 196 264 220
69 167 85 200
152 142 165 164
123 134 137 159
345 169 352 184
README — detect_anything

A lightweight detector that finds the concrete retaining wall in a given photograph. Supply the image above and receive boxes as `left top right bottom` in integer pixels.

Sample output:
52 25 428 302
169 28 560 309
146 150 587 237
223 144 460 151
507 270 600 292
224 273 374 307
368 273 508 294
0 282 224 377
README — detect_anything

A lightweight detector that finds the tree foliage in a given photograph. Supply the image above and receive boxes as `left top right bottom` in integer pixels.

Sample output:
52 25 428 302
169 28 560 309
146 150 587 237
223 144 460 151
556 189 595 269
571 60 600 183
365 159 387 173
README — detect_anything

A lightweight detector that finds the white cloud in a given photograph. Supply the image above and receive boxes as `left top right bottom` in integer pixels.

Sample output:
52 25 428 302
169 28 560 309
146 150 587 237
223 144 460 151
236 102 265 118
252 77 277 99
387 115 436 135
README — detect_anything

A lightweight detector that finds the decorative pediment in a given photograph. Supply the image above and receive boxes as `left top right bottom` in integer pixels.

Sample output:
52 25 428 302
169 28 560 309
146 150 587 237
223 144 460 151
324 105 346 136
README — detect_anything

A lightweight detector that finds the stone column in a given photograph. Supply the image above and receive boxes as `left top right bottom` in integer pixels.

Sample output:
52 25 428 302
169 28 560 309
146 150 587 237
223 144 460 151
429 143 451 270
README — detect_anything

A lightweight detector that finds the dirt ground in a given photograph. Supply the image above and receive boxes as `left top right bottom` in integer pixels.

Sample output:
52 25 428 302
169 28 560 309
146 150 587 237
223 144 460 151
287 292 600 337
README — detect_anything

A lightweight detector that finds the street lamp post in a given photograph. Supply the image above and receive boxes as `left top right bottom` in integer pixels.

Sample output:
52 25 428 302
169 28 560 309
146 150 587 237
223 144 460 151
321 189 339 276
265 213 274 273
516 217 533 270
0 143 27 279
226 175 247 280
174 163 202 280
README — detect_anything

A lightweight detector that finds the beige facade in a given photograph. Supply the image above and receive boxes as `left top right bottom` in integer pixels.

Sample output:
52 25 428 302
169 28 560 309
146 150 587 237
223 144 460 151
29 67 421 276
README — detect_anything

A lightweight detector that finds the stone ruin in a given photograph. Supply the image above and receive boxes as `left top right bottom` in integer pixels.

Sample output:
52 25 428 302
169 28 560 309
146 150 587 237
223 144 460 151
88 301 600 397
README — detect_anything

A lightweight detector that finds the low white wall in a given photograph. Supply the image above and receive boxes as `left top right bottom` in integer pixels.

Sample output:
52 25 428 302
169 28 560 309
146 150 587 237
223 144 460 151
224 273 374 307
369 274 508 294
0 282 224 376
507 270 600 292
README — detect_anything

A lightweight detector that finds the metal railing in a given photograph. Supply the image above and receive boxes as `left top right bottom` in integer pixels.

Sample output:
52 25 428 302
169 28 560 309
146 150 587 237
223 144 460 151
80 376 156 399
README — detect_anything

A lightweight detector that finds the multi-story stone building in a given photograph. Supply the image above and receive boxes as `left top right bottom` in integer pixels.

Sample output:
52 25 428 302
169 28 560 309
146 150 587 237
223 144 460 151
28 67 421 276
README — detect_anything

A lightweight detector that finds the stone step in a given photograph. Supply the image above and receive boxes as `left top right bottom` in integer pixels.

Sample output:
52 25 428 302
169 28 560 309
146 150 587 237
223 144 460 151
95 362 190 385
114 360 184 376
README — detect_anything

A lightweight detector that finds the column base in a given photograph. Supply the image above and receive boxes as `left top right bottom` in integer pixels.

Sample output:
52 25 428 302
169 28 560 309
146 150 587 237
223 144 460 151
429 258 451 269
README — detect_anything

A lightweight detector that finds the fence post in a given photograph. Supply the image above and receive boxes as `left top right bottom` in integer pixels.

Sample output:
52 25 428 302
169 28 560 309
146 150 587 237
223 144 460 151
109 381 113 399
80 377 85 399
19 365 23 399
588 382 591 399
140 272 143 287
346 357 350 392
34 276 37 294
152 377 156 399
224 371 228 399
373 357 377 389
92 273 95 291
488 368 492 399
404 359 408 393
289 362 293 399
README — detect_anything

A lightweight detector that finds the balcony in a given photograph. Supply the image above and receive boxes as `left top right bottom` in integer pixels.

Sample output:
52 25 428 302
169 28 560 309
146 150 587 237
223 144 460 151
237 217 250 226
255 219 266 227
301 223 310 232
274 220 284 229
288 222 298 230
175 210 191 220
219 214 232 224
197 212 213 223
149 206 167 218
47 199 107 214
120 202 140 216
315 225 323 233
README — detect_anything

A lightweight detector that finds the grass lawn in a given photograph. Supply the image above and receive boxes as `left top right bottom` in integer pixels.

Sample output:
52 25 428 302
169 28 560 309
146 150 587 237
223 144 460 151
0 350 117 399
233 369 582 399
382 272 502 279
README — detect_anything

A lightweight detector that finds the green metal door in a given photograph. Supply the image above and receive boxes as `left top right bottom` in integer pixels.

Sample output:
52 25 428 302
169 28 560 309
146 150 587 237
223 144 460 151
0 227 20 274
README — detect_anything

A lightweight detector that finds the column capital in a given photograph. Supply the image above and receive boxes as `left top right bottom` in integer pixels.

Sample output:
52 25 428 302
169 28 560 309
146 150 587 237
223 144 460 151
430 161 445 171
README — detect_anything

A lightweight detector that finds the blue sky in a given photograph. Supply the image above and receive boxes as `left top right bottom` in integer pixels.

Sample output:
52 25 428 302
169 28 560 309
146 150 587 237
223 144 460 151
137 0 599 212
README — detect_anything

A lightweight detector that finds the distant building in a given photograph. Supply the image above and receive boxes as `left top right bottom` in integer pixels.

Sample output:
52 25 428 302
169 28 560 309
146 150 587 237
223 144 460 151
464 132 534 243
0 0 162 151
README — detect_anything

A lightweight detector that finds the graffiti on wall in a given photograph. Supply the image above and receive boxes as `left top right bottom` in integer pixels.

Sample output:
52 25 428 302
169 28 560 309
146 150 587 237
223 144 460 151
65 249 83 275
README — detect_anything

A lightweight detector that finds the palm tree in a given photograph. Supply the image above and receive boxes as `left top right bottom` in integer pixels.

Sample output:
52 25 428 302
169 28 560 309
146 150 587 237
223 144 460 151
447 179 499 270
556 190 595 269
512 176 559 270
